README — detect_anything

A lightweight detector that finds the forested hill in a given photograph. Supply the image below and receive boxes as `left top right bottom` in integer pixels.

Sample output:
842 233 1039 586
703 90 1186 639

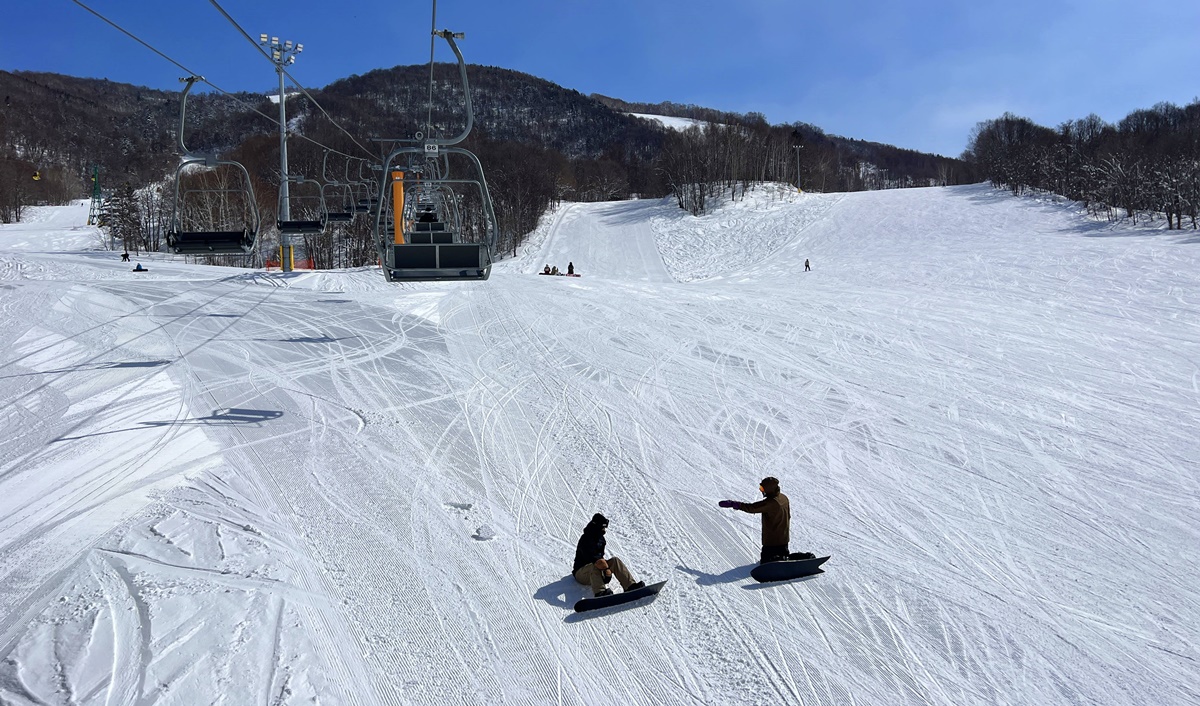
317 64 666 161
1 65 973 240
2 64 967 194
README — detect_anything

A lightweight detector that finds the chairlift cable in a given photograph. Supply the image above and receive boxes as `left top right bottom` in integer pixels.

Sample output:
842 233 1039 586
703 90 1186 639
69 0 374 164
207 0 377 161
427 0 438 138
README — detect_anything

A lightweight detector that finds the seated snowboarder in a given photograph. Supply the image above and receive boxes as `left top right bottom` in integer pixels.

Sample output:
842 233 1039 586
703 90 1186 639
541 265 551 275
551 265 560 275
573 513 645 597
567 261 575 275
719 476 815 564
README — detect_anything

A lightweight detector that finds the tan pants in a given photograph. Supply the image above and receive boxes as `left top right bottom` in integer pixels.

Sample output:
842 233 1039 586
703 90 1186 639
574 556 636 593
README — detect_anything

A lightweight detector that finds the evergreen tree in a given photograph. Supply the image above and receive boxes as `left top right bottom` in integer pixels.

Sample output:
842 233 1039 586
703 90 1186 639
103 182 142 253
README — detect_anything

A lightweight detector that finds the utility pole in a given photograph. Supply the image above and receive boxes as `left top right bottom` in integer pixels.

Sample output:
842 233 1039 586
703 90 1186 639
793 145 803 192
260 34 302 272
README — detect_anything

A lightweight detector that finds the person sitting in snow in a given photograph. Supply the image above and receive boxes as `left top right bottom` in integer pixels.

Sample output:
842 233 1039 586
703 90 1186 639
542 265 551 275
573 513 645 597
567 261 575 275
719 476 815 564
551 265 560 275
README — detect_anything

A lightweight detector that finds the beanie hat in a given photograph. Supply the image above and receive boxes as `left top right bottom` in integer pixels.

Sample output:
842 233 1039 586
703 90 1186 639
589 513 609 527
760 477 780 492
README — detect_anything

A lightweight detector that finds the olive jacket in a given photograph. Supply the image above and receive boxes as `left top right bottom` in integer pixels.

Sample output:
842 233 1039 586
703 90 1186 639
738 491 790 547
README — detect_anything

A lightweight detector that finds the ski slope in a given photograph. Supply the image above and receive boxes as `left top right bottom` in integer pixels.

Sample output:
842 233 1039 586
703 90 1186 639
0 185 1197 705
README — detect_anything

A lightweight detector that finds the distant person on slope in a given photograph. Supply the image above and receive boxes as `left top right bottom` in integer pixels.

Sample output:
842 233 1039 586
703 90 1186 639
121 251 130 262
804 258 811 272
567 261 575 275
551 265 560 275
719 476 815 564
573 513 645 597
542 265 551 275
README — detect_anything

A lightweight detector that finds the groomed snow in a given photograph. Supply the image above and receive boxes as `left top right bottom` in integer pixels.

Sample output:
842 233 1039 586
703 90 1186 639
0 184 1197 705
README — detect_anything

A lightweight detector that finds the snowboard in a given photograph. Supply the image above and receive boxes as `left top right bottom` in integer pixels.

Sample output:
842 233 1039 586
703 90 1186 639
573 580 667 613
750 555 830 583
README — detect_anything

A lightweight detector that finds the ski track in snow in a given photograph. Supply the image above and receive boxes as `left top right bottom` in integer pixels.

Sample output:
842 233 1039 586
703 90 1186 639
0 188 1197 704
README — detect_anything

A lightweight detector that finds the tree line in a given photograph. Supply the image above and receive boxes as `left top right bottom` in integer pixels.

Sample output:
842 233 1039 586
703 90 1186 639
3 67 973 266
965 100 1200 229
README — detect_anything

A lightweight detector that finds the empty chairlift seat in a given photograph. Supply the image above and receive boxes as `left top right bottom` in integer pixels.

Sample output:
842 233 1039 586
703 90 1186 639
385 242 491 281
168 229 256 255
167 77 261 256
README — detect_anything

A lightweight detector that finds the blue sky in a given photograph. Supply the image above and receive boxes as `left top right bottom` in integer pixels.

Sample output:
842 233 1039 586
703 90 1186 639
3 0 1197 157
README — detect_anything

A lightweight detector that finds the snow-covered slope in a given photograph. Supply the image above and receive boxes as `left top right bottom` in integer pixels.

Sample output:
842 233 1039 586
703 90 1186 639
0 185 1196 705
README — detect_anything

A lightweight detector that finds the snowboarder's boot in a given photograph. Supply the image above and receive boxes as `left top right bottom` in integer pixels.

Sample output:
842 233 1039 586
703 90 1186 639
594 588 613 598
789 551 816 561
625 581 645 592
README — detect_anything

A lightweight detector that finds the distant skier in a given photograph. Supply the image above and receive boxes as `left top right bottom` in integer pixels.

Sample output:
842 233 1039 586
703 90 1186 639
719 477 815 564
567 261 575 275
804 259 811 272
573 513 645 597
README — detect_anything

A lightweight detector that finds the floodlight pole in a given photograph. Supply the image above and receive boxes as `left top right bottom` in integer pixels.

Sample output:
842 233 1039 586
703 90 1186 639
261 34 302 271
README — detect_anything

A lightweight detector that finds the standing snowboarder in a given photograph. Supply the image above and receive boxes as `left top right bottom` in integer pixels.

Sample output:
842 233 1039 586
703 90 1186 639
804 258 811 272
573 513 645 597
719 477 815 564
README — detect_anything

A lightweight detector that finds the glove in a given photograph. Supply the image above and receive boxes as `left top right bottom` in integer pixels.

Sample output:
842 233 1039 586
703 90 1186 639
718 500 741 510
602 569 613 584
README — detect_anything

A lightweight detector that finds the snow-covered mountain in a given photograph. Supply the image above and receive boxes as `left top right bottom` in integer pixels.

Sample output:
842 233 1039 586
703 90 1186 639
0 185 1196 705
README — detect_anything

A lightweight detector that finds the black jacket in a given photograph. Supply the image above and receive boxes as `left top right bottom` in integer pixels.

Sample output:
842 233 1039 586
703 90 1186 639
572 524 607 573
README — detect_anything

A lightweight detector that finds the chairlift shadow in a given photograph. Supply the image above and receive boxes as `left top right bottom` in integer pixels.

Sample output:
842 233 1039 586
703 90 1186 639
54 408 283 442
275 336 356 344
0 360 171 380
141 408 284 427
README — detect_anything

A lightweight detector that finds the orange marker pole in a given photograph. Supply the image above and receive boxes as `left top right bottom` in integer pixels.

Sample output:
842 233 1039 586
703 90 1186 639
392 171 405 244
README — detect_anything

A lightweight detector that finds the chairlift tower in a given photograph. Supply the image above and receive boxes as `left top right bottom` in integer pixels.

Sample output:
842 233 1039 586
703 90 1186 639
261 33 303 272
87 166 103 226
793 145 803 192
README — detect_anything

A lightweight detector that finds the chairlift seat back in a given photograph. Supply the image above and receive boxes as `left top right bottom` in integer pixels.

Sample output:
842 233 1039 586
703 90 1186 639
168 230 255 255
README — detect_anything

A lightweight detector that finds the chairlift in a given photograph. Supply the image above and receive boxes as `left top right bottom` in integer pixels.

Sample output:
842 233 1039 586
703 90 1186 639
277 174 327 235
354 160 381 213
321 150 355 223
166 77 260 255
372 29 495 282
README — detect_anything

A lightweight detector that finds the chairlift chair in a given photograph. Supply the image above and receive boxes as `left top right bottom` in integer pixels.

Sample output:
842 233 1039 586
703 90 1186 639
166 77 260 255
371 28 496 281
277 175 328 235
320 151 356 223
